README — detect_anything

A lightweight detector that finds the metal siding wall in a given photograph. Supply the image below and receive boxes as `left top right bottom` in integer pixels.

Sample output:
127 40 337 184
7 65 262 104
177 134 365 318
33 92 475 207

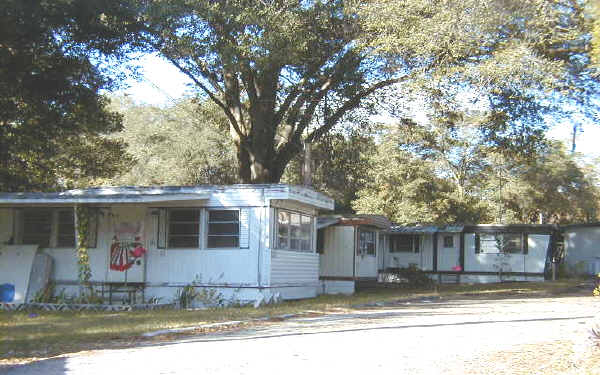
525 234 549 273
438 234 460 271
271 250 319 285
318 226 355 277
565 227 600 268
465 233 529 273
145 206 261 286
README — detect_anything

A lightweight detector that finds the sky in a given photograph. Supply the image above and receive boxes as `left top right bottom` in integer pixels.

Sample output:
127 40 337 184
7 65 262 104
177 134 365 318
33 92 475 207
117 54 600 162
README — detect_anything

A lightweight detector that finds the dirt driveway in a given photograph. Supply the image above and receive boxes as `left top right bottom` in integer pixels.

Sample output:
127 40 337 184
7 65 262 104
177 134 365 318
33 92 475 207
2 295 600 375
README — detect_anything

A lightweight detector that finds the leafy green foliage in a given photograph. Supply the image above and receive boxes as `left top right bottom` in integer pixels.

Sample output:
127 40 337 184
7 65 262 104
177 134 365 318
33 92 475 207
134 0 597 184
353 121 599 225
0 0 143 191
76 206 93 287
109 97 239 185
353 123 489 225
282 131 376 212
138 0 399 182
388 265 434 288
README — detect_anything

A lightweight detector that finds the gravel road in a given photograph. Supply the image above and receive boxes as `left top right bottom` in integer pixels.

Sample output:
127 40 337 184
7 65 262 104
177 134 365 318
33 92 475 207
2 295 599 375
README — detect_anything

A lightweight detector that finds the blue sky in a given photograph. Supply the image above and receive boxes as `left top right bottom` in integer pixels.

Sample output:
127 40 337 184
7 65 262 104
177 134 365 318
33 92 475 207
117 54 600 162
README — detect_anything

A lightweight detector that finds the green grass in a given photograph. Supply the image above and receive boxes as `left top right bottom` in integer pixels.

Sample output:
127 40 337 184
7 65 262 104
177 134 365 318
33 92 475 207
0 280 588 362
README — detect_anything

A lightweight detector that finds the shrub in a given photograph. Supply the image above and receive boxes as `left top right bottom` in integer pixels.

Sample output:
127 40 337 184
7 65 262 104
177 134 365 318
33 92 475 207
390 265 434 287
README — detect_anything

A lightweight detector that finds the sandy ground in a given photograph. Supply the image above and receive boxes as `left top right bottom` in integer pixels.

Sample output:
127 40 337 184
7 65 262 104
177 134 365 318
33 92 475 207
2 295 600 375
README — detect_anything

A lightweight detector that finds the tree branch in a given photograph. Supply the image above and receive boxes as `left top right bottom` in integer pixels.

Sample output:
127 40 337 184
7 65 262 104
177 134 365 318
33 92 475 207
307 78 401 143
161 55 244 138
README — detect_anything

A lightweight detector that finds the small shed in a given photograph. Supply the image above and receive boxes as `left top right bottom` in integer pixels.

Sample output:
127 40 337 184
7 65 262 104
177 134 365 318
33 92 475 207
0 184 334 305
317 215 391 294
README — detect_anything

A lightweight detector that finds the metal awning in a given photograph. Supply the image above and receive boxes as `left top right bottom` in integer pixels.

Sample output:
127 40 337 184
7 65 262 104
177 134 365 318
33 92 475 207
388 225 465 234
0 186 211 205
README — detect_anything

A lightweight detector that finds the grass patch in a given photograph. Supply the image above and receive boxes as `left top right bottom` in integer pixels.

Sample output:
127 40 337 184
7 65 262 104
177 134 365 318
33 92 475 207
0 279 588 362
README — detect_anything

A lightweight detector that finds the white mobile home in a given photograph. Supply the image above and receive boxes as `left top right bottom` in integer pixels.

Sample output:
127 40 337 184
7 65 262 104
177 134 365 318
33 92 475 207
0 185 334 304
317 215 391 294
381 225 555 283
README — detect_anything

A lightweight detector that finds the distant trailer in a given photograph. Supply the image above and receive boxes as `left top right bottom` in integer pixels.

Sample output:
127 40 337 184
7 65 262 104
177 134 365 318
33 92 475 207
380 224 557 283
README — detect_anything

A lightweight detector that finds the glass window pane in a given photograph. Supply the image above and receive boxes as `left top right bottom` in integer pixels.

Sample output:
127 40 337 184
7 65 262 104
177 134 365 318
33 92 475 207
170 223 200 235
168 209 200 248
278 211 289 225
209 210 239 222
503 234 522 254
57 210 75 247
208 223 240 235
207 236 239 248
207 210 239 248
277 236 289 249
290 238 300 250
479 234 500 253
22 209 52 247
391 235 413 252
170 209 200 222
169 236 199 248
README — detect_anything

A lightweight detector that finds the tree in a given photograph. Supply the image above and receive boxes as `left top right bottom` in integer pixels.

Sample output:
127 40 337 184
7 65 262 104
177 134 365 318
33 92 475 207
109 97 239 185
140 0 396 183
592 3 600 67
353 120 599 225
0 0 143 191
282 130 375 212
485 142 600 224
137 0 591 184
352 122 490 225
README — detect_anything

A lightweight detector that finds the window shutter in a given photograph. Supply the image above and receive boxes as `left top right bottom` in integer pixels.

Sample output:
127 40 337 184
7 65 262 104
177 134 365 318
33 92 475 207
239 209 249 248
414 235 420 253
156 209 167 249
523 233 528 255
475 234 481 254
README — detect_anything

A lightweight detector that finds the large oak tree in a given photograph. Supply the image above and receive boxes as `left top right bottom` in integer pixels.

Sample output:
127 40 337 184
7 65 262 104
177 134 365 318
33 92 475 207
139 0 595 184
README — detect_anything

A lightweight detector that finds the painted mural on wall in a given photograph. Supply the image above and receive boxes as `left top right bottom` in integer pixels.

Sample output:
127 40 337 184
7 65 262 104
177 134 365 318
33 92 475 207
110 221 147 272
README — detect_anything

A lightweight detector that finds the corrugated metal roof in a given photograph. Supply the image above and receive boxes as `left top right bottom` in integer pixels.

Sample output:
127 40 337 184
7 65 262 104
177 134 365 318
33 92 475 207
388 225 465 234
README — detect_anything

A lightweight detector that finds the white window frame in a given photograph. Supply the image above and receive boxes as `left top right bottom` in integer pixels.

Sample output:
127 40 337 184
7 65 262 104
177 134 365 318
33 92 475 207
274 209 314 253
206 209 241 249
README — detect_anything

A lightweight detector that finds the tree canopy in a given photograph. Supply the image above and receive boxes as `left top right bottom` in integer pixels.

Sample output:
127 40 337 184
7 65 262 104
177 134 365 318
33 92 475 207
0 0 142 191
352 121 599 225
135 0 596 184
109 97 239 185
